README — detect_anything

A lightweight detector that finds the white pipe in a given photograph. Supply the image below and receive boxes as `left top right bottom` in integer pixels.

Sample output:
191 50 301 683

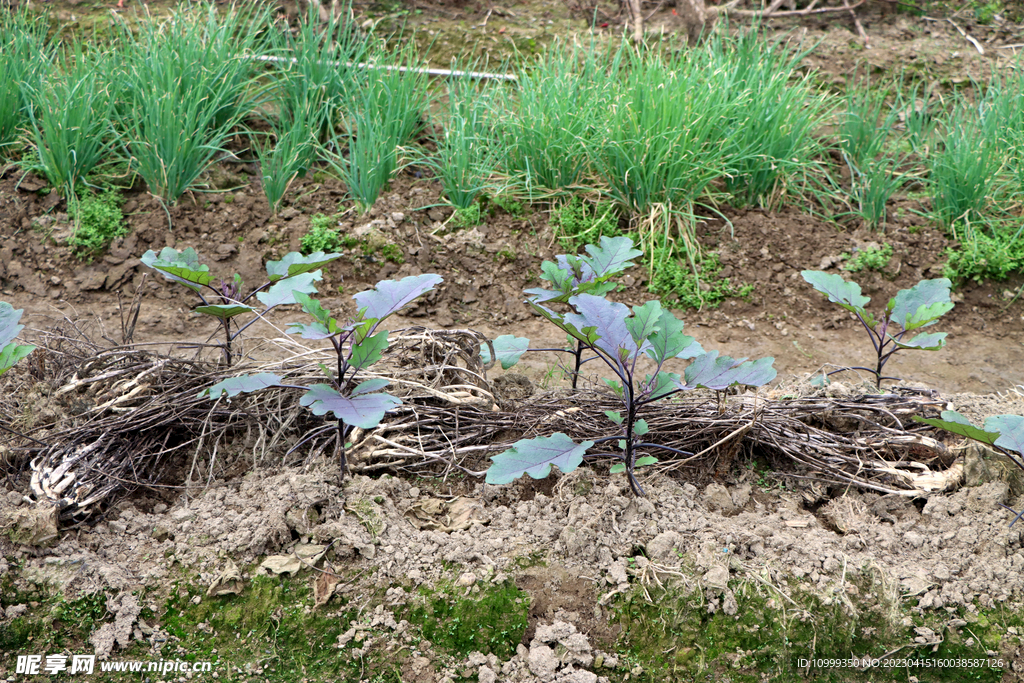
252 54 517 82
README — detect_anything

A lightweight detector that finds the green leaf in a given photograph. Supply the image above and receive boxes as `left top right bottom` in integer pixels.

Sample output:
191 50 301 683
293 291 331 325
481 335 530 370
645 310 702 364
889 278 953 329
609 463 625 474
985 415 1024 458
604 378 623 397
194 304 253 320
618 439 627 450
0 343 35 376
644 371 681 401
266 251 342 282
801 270 873 323
349 330 389 370
605 410 623 425
485 433 594 485
889 331 947 351
141 247 214 292
201 373 282 399
634 456 658 468
634 419 650 436
256 272 322 308
912 410 1000 445
625 301 662 346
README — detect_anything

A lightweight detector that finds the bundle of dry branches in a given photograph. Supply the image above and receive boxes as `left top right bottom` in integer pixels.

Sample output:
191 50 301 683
2 318 964 528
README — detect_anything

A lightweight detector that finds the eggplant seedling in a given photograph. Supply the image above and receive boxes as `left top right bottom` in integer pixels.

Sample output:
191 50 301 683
915 410 1024 525
199 273 442 473
481 236 643 389
142 247 341 365
802 271 953 389
485 240 777 495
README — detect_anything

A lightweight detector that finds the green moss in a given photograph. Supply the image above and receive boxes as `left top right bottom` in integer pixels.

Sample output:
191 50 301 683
610 570 1019 683
160 574 366 681
400 580 528 660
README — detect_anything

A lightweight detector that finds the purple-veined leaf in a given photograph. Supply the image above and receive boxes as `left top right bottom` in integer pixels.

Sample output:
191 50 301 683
680 352 777 391
644 371 681 401
142 247 215 292
256 272 322 308
349 330 388 370
643 309 702 363
485 433 594 485
351 378 390 396
287 322 334 340
201 373 282 399
801 270 873 324
889 331 947 351
582 235 642 278
565 294 638 360
0 302 25 347
194 304 253 319
266 251 342 282
0 342 35 376
299 384 401 428
480 335 530 370
888 278 952 330
625 301 662 346
913 410 1000 445
353 274 443 323
985 415 1024 458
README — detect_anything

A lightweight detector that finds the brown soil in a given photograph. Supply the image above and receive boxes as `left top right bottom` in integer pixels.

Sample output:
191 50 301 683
2 158 1021 394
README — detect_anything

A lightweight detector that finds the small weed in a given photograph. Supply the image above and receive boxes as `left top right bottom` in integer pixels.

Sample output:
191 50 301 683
379 243 405 264
495 247 516 263
550 197 618 252
976 0 1002 22
300 213 343 254
841 243 893 273
648 250 748 310
490 195 524 217
68 188 127 257
450 203 482 228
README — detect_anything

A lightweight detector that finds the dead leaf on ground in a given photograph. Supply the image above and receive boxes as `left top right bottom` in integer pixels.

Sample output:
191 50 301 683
260 554 302 576
403 496 488 532
313 564 340 608
207 559 244 597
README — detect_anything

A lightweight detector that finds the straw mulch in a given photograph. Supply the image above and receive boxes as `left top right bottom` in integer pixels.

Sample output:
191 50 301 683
1 319 962 525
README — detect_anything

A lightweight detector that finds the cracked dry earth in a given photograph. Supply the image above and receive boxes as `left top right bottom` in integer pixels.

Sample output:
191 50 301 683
3 380 1024 683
